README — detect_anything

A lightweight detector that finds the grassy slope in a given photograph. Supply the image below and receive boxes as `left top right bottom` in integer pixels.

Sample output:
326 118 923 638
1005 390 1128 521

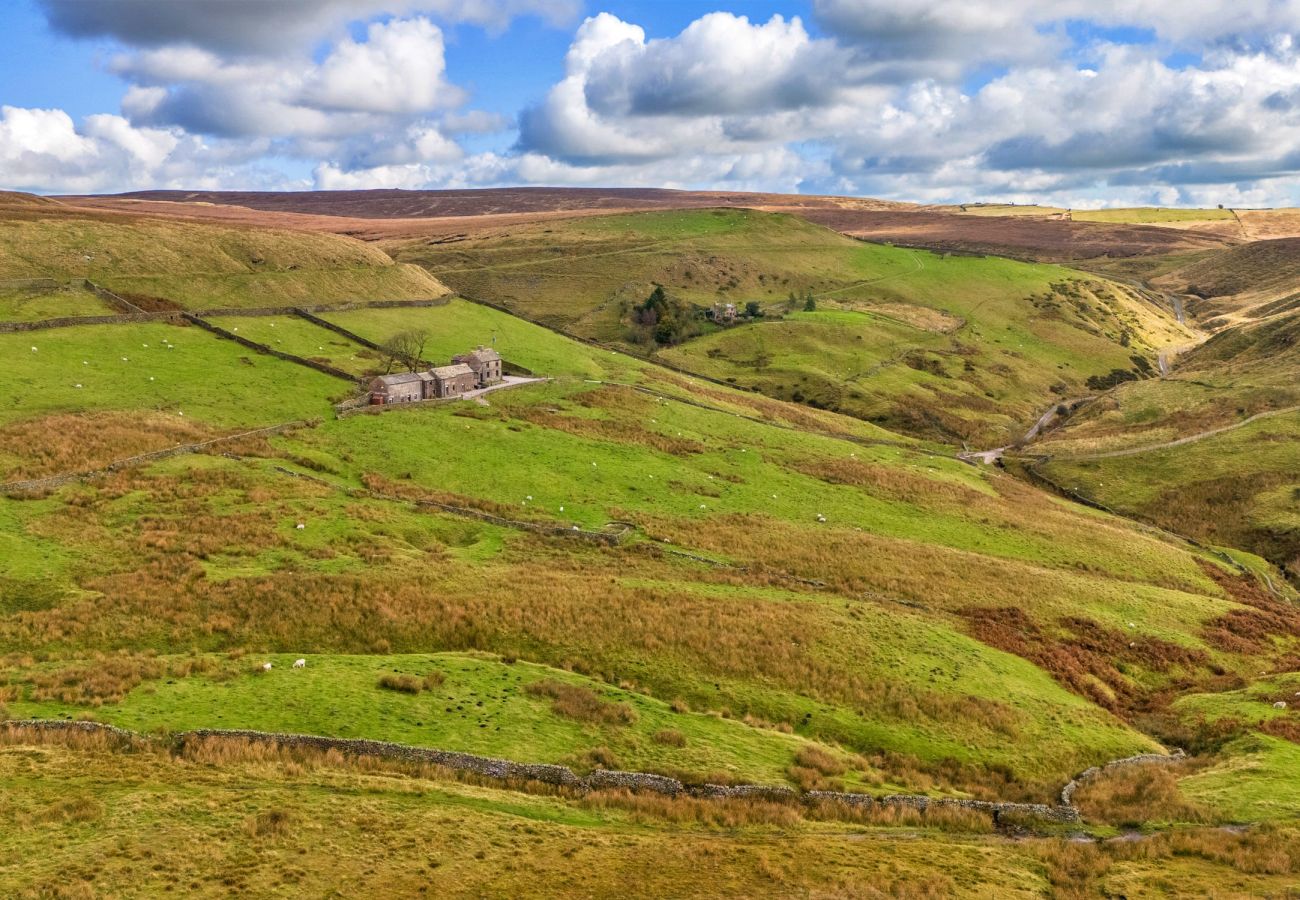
0 322 346 431
390 208 1193 445
1073 208 1236 224
7 738 1300 898
203 313 382 377
1032 311 1300 580
0 206 448 312
0 281 115 321
0 228 1294 884
8 652 822 786
4 300 1287 798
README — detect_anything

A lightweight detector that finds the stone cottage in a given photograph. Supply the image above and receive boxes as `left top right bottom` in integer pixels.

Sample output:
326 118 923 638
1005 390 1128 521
430 363 477 398
453 347 503 387
368 347 502 405
368 372 425 404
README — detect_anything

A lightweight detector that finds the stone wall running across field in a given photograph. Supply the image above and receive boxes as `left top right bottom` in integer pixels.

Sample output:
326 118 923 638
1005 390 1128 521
180 313 357 381
1059 749 1187 805
0 297 449 333
1 720 1082 826
0 420 311 496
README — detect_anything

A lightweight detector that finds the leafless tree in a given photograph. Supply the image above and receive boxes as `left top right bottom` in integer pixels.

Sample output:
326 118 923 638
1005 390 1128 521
381 328 429 373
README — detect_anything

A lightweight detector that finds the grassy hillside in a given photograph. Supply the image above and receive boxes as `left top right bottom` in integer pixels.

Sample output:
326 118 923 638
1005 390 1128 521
1029 310 1300 581
3 298 1296 808
1151 238 1300 327
13 733 1300 898
390 208 1194 444
1073 208 1236 225
4 214 1300 887
0 203 448 313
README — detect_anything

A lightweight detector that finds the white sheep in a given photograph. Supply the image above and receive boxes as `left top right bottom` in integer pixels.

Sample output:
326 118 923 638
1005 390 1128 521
1275 701 1288 709
816 514 827 523
262 662 273 672
293 658 306 669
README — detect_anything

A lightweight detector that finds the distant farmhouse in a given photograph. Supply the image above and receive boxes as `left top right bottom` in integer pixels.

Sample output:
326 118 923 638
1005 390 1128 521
368 346 502 405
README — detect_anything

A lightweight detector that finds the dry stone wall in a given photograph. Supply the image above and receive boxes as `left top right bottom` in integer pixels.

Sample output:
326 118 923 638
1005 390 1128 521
2 720 1081 825
1060 749 1187 805
0 421 310 495
180 313 356 381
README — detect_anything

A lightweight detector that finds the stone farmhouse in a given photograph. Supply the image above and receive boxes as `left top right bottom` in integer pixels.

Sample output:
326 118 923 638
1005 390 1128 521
368 346 503 405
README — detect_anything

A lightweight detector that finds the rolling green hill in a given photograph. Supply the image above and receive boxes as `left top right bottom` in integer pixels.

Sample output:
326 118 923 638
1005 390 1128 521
1027 309 1300 582
390 208 1194 444
3 204 1300 894
1 296 1294 805
0 200 448 313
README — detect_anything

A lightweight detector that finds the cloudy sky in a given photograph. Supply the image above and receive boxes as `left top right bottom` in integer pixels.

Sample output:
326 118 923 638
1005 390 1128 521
3 0 1300 206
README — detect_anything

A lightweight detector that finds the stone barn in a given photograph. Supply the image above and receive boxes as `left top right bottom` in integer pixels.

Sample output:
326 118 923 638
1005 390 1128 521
454 347 504 387
369 372 425 404
430 363 477 398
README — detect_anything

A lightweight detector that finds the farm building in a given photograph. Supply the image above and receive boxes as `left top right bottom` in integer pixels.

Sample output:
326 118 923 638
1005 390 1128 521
368 372 425 404
368 347 501 405
711 302 737 323
453 346 503 387
430 363 477 398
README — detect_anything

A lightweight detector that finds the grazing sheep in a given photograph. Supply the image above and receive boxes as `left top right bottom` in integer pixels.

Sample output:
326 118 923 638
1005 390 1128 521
816 514 827 523
1275 701 1288 709
262 662 273 672
293 659 306 669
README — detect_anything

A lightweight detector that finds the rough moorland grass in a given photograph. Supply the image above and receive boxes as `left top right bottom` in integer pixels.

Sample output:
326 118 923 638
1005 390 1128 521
4 652 827 785
1072 207 1236 224
5 739 1300 898
0 739 1065 898
0 212 448 311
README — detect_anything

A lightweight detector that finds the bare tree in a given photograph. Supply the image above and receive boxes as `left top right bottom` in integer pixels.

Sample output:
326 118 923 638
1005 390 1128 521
381 328 430 373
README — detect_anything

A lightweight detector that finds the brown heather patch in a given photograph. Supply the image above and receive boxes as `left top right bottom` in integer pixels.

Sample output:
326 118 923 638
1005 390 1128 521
959 606 1209 715
1259 717 1300 744
28 654 166 705
785 455 989 507
0 411 216 480
525 679 637 726
1199 561 1300 655
1035 823 1300 897
1070 759 1211 827
517 406 706 456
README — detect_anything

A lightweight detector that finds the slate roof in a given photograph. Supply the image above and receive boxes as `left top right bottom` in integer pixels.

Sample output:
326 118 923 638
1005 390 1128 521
374 372 424 387
431 363 475 379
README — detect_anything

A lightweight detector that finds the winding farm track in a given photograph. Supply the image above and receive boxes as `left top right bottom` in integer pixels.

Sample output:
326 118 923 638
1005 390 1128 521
1037 403 1300 461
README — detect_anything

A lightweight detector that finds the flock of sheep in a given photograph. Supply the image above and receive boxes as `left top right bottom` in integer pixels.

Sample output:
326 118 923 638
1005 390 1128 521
261 659 307 672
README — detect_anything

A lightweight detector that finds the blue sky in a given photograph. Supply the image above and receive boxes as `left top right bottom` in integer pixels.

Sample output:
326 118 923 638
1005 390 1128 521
2 0 1299 206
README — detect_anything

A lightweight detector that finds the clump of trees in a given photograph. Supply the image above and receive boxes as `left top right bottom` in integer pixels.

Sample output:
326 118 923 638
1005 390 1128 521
627 285 706 347
788 288 817 312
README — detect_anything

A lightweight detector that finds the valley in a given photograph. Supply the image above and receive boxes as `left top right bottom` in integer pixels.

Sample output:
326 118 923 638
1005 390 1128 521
1 188 1298 896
